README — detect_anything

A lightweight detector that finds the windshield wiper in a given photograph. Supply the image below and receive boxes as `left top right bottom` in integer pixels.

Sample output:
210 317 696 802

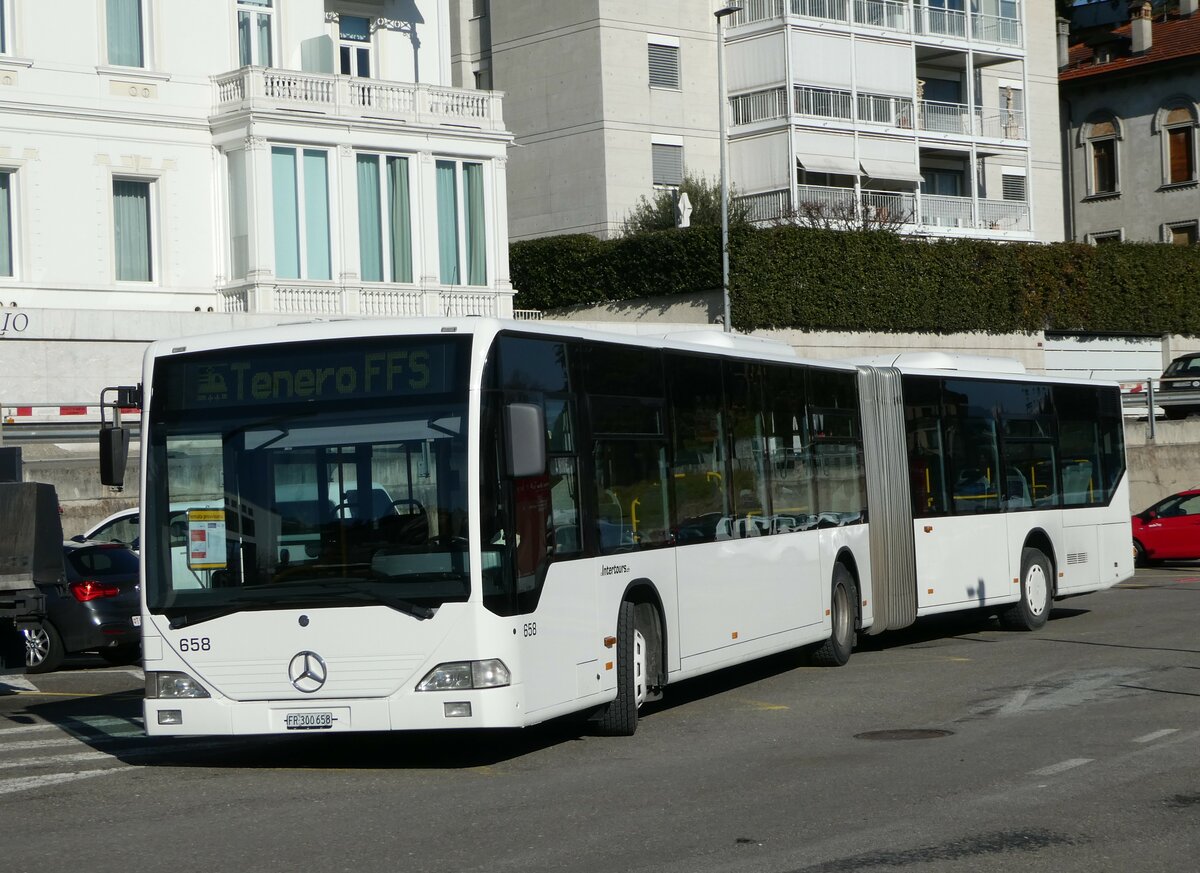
286 580 436 620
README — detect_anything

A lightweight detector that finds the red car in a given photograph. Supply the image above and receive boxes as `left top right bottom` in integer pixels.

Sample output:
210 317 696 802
1132 489 1200 566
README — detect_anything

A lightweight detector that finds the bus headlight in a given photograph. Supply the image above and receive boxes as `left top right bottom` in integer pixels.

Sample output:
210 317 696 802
416 659 511 691
147 671 211 699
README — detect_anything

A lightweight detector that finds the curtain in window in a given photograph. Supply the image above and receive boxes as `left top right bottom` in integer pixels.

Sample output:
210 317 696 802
0 173 11 277
387 157 412 283
271 147 300 279
436 160 460 285
463 163 486 286
238 12 252 66
303 150 331 280
357 155 383 282
257 11 271 66
113 180 151 281
227 151 249 279
107 0 144 68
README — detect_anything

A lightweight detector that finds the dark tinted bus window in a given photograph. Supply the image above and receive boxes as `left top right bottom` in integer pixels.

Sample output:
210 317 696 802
593 440 671 552
808 368 866 522
581 342 663 397
496 336 570 393
1056 384 1125 506
667 354 727 543
942 380 1002 514
764 365 816 531
726 361 770 536
903 375 949 517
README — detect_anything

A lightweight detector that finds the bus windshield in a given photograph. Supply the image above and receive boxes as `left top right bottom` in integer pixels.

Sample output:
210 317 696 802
143 336 472 625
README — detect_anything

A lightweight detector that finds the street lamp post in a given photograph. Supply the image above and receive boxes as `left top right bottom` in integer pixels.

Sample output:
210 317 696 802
715 5 741 333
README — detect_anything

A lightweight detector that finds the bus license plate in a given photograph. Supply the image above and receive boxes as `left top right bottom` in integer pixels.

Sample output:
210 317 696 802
284 711 334 730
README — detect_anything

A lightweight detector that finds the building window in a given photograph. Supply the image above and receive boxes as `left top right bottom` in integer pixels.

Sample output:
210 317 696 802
113 179 153 282
1162 106 1197 186
106 0 145 68
1087 230 1122 245
1166 222 1198 246
271 147 331 280
435 160 486 287
339 15 371 77
227 150 248 280
1001 172 1026 202
0 0 8 55
357 154 413 284
0 170 12 277
652 143 683 187
1086 118 1119 196
237 0 273 68
648 41 680 89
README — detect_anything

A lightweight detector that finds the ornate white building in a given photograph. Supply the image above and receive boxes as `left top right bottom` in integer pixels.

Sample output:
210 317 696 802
0 0 514 319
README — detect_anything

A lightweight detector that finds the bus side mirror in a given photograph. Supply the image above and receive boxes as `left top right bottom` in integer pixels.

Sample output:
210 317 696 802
505 403 546 479
99 425 131 488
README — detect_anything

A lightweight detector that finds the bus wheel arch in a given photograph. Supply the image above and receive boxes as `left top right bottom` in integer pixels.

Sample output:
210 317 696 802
1001 536 1054 632
594 580 665 736
811 553 859 667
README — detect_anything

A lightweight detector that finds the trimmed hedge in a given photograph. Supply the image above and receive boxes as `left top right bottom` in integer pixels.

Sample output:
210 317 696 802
510 225 1200 336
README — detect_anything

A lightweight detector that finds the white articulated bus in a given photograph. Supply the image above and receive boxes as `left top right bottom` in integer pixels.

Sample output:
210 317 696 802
118 319 1132 737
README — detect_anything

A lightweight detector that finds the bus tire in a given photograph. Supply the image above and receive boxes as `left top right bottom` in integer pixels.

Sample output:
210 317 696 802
811 564 857 667
595 600 645 736
1001 547 1051 631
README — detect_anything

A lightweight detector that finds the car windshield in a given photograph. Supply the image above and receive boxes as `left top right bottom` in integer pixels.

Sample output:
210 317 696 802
66 546 139 578
1164 357 1200 376
144 336 473 624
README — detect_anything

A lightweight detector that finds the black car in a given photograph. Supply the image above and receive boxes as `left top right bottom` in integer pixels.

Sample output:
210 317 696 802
24 542 141 674
1159 353 1200 420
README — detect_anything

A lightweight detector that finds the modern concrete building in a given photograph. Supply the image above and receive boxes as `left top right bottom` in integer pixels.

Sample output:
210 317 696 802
1059 0 1200 244
0 0 515 320
451 0 1065 242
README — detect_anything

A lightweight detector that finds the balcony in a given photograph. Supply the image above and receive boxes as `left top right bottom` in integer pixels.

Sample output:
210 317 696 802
217 281 512 318
740 184 1030 234
731 0 1022 50
731 85 1021 140
212 67 505 132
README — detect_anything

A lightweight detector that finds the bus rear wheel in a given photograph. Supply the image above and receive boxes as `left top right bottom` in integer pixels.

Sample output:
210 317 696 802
1001 547 1051 631
594 600 647 736
811 564 857 667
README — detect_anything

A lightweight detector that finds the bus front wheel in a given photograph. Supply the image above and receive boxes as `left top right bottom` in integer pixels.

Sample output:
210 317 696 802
811 564 857 667
1001 547 1051 631
594 600 647 736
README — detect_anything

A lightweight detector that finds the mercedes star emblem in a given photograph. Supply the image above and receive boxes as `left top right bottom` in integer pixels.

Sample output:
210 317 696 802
288 651 328 693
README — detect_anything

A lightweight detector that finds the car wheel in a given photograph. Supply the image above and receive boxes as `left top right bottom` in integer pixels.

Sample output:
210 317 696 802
1133 539 1148 568
98 646 140 667
24 621 65 674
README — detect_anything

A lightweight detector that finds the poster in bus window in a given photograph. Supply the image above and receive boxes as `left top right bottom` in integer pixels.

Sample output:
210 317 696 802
187 509 228 570
514 475 550 593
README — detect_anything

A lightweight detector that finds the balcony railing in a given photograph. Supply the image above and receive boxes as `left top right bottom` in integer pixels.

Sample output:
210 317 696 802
853 0 908 31
213 67 505 130
731 0 1021 48
918 99 978 135
739 185 1030 234
217 282 512 317
731 87 789 125
858 92 914 128
979 109 1025 140
795 84 853 120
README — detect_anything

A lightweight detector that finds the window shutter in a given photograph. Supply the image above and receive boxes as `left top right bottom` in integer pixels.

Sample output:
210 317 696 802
1001 174 1026 202
648 44 679 89
1168 128 1194 184
652 144 683 186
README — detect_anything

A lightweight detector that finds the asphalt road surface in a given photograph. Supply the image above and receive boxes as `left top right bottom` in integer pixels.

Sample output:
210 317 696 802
2 566 1197 873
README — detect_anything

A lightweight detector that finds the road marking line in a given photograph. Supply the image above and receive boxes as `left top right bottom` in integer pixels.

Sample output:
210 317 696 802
0 750 112 770
1134 728 1179 744
0 768 121 796
1031 758 1093 777
0 722 58 736
0 676 37 692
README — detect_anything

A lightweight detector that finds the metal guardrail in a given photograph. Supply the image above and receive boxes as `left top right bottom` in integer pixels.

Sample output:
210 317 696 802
0 421 141 444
